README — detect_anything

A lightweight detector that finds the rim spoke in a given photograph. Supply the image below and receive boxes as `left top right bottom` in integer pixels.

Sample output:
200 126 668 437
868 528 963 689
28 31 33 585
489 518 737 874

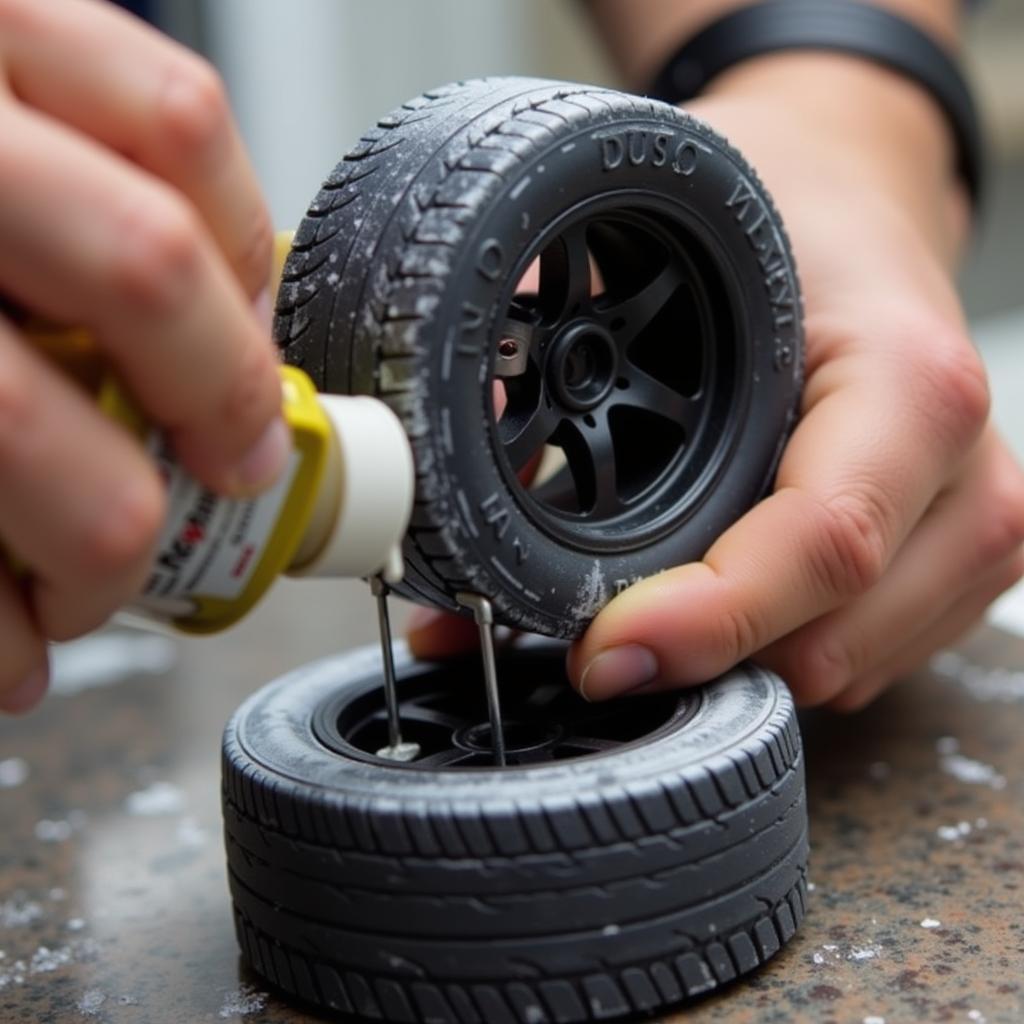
502 403 559 472
617 368 700 434
561 413 619 516
539 222 591 322
597 263 687 348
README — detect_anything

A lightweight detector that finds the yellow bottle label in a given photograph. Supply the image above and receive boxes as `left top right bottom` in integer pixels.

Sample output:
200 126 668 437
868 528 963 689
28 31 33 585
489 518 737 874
128 366 333 634
138 439 302 606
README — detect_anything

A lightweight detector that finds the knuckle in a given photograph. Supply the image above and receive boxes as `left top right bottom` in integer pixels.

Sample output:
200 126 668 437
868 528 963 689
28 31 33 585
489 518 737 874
79 474 166 579
807 491 890 598
110 193 203 312
907 332 990 448
158 55 230 159
978 483 1024 566
710 604 762 667
778 630 856 706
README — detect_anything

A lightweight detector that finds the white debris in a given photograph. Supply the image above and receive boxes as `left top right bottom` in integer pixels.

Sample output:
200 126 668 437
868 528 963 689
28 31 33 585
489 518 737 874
863 1017 886 1024
0 758 29 788
218 984 268 1018
601 924 619 937
77 988 106 1016
66 918 86 932
35 819 74 842
848 946 881 961
940 753 1006 790
30 945 72 973
921 918 942 929
967 1011 986 1023
932 650 1024 702
812 952 825 965
937 821 975 841
124 781 186 817
0 898 42 928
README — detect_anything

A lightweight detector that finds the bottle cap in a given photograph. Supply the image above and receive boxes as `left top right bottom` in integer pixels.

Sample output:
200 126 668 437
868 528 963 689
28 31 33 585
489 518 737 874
291 395 413 584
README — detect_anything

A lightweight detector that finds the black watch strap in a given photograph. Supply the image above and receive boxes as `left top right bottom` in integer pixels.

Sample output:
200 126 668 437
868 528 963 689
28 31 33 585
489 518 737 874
647 0 985 205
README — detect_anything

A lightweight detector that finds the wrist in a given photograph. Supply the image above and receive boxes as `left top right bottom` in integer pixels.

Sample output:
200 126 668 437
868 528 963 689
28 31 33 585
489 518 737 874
701 52 970 256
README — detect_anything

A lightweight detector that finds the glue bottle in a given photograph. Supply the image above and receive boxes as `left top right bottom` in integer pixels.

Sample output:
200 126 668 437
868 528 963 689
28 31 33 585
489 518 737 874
22 237 414 635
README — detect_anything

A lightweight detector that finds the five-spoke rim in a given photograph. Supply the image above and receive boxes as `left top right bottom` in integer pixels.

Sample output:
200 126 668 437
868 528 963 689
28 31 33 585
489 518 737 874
491 200 738 547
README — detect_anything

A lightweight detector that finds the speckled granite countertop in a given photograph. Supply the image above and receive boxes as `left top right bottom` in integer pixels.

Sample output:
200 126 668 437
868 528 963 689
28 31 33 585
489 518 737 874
0 579 1021 1024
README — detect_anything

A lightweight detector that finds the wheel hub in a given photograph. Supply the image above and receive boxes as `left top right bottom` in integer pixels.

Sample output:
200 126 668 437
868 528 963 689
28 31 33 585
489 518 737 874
547 322 618 412
456 719 563 757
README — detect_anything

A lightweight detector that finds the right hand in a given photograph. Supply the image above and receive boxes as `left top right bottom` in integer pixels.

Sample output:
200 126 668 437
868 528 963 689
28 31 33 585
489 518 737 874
0 0 285 711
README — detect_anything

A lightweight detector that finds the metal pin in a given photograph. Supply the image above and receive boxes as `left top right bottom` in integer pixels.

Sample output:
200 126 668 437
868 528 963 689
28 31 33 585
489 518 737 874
370 576 420 763
456 592 506 767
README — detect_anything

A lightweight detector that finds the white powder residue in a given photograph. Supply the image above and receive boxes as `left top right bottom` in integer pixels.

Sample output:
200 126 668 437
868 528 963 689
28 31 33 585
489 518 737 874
66 918 86 932
932 650 1024 702
937 821 975 841
124 781 186 817
0 898 42 928
0 758 29 788
569 561 608 626
863 1017 886 1024
967 1010 987 1023
601 924 619 937
921 918 941 929
35 819 73 843
326 272 340 286
30 945 73 973
77 988 106 1016
848 945 882 961
812 952 825 965
219 984 268 1018
940 753 1006 790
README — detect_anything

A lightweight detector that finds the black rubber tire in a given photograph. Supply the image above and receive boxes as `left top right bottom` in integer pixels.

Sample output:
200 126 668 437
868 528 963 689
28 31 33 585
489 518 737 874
223 643 809 1023
275 77 803 638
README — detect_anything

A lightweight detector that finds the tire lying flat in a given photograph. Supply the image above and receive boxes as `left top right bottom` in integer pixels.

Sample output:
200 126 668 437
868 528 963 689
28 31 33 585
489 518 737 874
275 76 803 639
223 642 809 1023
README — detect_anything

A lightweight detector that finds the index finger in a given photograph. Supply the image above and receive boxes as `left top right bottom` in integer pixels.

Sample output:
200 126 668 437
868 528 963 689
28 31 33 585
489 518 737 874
567 324 990 699
0 0 270 296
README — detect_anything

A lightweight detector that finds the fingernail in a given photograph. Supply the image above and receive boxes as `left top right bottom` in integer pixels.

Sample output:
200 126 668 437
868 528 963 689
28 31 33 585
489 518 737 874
579 645 658 702
253 287 273 335
231 416 290 493
1 668 49 714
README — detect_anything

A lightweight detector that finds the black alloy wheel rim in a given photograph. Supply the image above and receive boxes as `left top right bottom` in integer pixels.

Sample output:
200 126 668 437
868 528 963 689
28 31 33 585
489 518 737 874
491 196 744 551
312 652 695 770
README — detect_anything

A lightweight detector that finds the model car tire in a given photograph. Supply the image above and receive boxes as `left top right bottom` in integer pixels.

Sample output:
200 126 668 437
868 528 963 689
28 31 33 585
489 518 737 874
223 642 809 1023
275 77 803 638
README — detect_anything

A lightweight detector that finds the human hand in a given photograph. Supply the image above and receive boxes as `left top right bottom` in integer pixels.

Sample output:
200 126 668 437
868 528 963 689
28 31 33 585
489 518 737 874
565 54 1024 710
0 0 283 710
